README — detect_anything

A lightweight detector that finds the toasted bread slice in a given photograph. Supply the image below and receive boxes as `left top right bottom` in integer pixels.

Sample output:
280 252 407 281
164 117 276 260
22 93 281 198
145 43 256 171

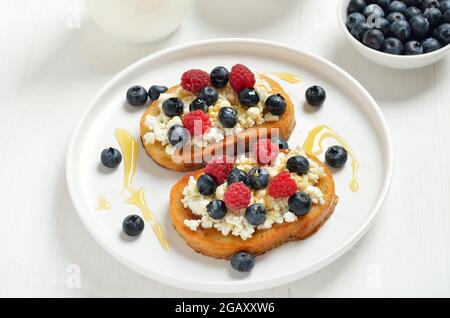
140 75 296 171
169 156 338 260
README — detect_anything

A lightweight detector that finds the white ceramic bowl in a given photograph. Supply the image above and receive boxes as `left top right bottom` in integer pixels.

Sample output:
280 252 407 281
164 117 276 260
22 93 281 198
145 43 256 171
338 0 450 69
86 0 192 44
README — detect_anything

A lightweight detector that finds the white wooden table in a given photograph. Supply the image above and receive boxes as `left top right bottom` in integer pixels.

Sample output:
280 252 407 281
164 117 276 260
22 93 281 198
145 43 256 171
1 0 449 298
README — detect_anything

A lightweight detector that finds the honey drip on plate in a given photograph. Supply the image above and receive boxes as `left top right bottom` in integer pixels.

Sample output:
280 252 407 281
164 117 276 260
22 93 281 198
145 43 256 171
303 125 359 193
273 72 302 84
115 128 170 251
96 196 111 210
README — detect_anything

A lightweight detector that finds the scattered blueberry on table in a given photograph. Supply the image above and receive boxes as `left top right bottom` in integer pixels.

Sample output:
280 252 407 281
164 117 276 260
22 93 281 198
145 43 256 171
100 147 122 168
305 85 326 107
122 215 145 237
126 85 148 106
231 252 256 272
346 0 450 55
325 145 349 168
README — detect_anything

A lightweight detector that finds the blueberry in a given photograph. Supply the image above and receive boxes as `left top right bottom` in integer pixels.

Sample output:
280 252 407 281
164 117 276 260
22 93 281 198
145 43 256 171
422 37 442 52
351 22 372 41
410 15 430 39
230 252 255 272
168 125 189 147
273 137 289 150
148 85 168 101
207 200 227 220
288 192 312 216
384 37 404 54
189 98 208 112
227 168 249 186
387 11 406 23
404 40 424 54
435 23 450 44
162 97 183 117
265 94 287 115
442 0 450 11
376 17 391 33
346 12 366 31
210 66 229 88
305 85 326 107
197 174 217 196
198 87 219 106
363 29 385 50
126 86 148 106
247 168 269 190
238 88 260 107
364 4 385 18
404 6 422 19
287 156 310 176
424 8 443 27
325 145 348 168
390 20 412 42
422 0 440 11
101 147 122 168
219 107 238 128
443 9 450 23
388 1 407 13
245 203 267 226
122 215 145 237
348 0 368 14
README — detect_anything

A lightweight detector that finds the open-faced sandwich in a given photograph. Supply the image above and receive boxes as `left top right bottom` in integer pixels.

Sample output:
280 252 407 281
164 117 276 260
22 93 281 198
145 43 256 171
139 64 296 171
169 138 338 271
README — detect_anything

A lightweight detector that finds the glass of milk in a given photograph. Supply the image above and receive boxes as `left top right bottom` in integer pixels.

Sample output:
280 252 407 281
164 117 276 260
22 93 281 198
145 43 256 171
86 0 192 44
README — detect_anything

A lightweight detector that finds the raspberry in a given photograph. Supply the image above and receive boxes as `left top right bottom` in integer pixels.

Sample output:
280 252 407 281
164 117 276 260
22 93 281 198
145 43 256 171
252 138 279 164
224 182 251 210
204 156 234 185
181 69 210 93
229 64 256 93
268 171 298 199
183 110 211 136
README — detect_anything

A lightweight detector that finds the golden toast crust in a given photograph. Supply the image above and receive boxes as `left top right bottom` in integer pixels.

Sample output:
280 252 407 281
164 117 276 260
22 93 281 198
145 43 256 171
140 75 296 171
169 156 338 260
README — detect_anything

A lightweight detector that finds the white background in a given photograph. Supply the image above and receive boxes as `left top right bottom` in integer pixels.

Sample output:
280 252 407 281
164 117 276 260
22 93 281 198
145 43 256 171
0 0 449 298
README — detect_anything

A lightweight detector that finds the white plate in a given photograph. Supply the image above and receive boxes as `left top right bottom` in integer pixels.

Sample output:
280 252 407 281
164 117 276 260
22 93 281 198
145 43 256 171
66 39 393 293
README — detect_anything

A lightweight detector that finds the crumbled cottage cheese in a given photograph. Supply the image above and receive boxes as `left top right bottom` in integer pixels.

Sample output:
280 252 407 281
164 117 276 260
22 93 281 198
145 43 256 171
143 74 275 155
182 147 326 240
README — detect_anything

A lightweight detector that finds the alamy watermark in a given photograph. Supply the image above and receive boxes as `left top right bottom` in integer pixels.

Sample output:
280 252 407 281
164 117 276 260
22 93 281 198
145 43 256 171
66 264 81 289
366 264 381 289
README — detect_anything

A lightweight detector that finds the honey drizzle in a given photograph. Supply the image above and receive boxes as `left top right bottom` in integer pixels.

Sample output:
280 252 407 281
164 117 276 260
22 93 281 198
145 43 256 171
273 72 302 84
96 196 111 210
303 125 359 193
115 128 169 251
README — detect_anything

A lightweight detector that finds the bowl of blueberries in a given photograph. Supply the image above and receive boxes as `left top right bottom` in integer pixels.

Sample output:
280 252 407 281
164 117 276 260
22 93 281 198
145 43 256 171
338 0 450 68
